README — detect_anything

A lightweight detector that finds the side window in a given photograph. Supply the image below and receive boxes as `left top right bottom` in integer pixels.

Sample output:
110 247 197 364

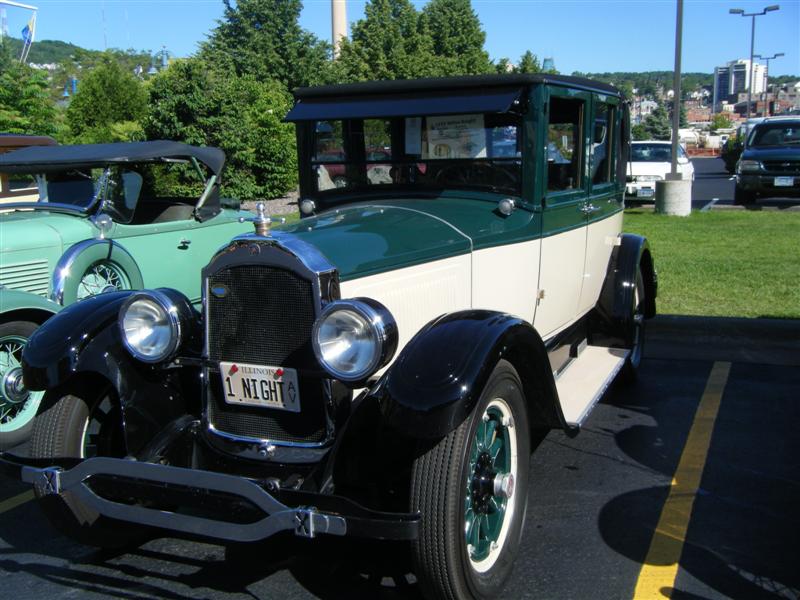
547 97 584 192
592 102 614 184
313 120 346 191
364 119 393 185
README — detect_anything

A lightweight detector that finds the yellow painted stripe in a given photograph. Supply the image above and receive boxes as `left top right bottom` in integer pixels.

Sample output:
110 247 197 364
633 361 731 599
0 490 34 514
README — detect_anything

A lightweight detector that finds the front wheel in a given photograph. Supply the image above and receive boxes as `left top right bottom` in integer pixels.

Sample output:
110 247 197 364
0 320 45 451
733 186 756 206
411 360 530 599
30 388 148 548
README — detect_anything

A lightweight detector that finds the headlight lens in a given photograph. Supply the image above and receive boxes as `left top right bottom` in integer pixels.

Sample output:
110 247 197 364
635 174 663 182
312 298 398 383
119 290 183 363
737 160 762 173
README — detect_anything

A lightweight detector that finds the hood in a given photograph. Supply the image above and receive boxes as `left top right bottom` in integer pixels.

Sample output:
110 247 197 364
0 210 92 255
280 204 472 280
742 146 800 162
278 197 534 280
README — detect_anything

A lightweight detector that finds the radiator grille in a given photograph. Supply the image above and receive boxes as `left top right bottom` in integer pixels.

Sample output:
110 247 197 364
0 259 49 296
206 264 326 444
762 161 799 174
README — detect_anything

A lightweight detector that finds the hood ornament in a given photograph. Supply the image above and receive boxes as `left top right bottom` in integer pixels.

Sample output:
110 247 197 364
239 202 285 237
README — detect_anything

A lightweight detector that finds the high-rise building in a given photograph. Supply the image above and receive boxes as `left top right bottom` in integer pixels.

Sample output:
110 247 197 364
712 59 767 111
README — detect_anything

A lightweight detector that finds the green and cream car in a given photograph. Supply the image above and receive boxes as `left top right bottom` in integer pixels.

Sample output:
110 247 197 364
4 75 656 599
0 141 249 449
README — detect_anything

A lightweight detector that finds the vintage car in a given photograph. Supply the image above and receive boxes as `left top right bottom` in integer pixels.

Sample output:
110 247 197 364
0 134 57 202
735 117 800 204
0 141 250 449
625 140 694 201
2 75 656 599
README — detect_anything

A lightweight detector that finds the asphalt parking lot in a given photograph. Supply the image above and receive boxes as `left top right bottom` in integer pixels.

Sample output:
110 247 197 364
1 315 797 600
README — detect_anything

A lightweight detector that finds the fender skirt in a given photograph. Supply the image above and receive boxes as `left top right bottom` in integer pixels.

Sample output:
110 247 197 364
372 310 568 439
21 291 191 456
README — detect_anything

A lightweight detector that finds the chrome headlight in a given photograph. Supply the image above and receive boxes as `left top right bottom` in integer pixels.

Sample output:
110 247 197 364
737 160 762 174
119 290 188 363
312 298 398 384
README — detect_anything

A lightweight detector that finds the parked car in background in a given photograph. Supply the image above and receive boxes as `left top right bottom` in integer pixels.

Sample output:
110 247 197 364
0 134 57 202
626 140 694 201
735 117 800 205
3 75 656 599
0 141 250 450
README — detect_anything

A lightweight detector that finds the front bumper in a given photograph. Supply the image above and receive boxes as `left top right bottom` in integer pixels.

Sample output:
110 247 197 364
736 173 800 196
0 452 419 542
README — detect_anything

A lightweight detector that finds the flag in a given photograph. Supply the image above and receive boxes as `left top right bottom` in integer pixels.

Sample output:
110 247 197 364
21 19 33 44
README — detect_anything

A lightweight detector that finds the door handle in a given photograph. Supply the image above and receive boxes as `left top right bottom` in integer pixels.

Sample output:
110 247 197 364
580 204 601 214
178 238 191 249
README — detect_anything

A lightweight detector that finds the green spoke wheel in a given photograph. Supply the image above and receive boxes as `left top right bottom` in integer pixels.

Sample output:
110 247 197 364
411 360 530 600
0 321 45 450
76 261 130 300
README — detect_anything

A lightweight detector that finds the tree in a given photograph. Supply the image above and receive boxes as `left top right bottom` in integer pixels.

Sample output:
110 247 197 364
419 0 492 75
65 55 147 143
145 58 297 200
337 0 438 81
515 51 541 74
201 0 330 90
635 105 671 141
710 113 733 132
0 43 57 136
667 99 688 128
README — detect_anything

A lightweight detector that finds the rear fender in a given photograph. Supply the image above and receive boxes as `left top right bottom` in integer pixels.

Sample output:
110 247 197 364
22 291 191 456
372 310 568 439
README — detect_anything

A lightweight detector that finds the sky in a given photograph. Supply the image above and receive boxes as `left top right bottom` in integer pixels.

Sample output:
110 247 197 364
2 0 798 76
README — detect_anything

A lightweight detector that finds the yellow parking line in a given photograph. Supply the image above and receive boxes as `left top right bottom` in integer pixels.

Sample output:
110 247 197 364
633 361 731 599
0 490 34 515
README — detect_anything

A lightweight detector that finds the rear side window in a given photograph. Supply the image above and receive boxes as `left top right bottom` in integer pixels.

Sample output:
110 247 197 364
592 102 615 184
547 97 584 192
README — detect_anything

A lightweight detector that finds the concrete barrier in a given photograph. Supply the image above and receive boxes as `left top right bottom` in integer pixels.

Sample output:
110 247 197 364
655 178 692 216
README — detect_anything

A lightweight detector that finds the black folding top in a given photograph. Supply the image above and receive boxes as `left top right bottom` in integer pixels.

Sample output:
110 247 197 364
0 140 225 176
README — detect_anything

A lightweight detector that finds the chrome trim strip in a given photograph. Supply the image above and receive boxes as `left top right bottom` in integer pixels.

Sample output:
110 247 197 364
51 238 137 305
206 421 333 453
0 201 91 216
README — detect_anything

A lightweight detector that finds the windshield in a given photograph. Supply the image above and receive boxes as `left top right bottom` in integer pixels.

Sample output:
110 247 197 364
749 123 800 147
631 144 685 162
310 112 523 196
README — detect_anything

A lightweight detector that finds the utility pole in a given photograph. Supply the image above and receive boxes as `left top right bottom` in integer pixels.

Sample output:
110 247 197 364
754 52 784 116
729 5 780 120
670 0 683 178
332 0 347 59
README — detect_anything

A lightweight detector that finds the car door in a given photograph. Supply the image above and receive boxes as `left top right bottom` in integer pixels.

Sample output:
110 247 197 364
533 87 591 339
578 94 624 315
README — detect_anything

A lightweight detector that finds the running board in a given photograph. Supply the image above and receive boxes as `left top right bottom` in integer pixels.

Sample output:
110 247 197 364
555 346 629 426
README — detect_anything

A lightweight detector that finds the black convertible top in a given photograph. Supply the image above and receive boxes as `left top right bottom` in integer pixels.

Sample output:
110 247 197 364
0 140 225 176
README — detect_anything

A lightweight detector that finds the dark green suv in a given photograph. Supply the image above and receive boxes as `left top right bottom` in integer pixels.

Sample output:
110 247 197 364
735 118 800 205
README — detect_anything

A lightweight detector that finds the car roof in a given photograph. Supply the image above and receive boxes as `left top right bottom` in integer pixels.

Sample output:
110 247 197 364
0 134 57 149
0 140 225 176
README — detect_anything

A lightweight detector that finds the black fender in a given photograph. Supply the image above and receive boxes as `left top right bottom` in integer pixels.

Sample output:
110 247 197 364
22 291 194 456
372 310 569 439
593 233 657 344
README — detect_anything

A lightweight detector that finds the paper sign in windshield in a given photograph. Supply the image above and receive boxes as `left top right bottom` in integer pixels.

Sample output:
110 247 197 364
425 114 487 159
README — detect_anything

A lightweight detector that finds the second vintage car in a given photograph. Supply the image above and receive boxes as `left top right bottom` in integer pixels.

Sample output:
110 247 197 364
4 75 656 599
0 141 250 449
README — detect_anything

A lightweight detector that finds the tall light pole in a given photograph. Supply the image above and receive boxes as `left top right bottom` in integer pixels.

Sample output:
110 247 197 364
332 0 347 59
754 52 784 116
729 5 779 121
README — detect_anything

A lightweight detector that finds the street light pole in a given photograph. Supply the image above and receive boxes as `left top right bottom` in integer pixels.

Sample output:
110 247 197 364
754 52 784 116
729 5 780 121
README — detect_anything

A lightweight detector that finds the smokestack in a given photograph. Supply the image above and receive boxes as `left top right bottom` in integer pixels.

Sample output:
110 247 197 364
332 0 347 59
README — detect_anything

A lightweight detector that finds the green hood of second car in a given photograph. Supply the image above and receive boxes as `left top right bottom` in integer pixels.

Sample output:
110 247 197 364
278 197 535 280
0 210 94 257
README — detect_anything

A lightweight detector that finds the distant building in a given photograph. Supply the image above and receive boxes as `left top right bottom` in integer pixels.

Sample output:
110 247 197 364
713 59 767 112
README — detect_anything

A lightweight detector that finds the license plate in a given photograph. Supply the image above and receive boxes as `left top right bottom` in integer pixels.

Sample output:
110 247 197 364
775 176 794 187
639 188 654 198
220 361 300 412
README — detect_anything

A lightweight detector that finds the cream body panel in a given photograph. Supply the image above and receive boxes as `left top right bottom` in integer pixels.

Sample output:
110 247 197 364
471 239 540 324
533 226 586 340
340 254 472 358
578 211 622 314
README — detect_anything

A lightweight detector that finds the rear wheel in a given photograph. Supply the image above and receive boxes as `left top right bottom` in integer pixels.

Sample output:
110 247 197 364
411 360 530 599
30 388 148 548
733 186 756 206
0 321 45 451
622 265 646 381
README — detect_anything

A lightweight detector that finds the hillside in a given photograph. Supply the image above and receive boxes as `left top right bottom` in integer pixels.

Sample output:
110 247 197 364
3 37 151 70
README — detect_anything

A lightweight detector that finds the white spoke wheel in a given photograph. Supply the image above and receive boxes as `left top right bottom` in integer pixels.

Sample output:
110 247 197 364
411 360 530 600
76 261 130 301
0 321 45 451
30 389 148 548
